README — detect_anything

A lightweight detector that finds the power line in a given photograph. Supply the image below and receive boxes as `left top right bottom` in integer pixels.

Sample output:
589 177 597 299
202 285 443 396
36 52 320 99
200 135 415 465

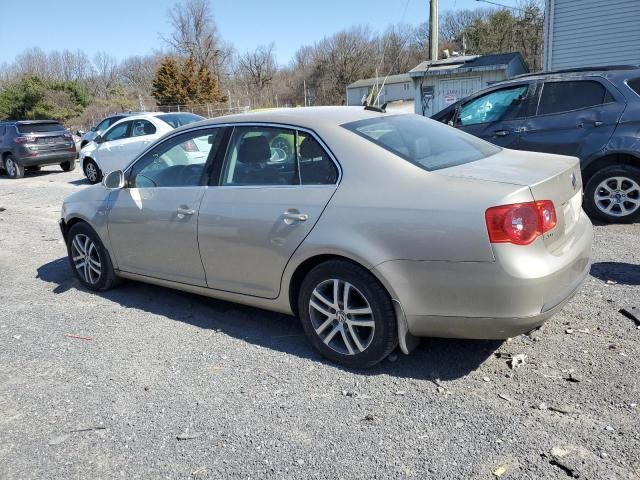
475 0 527 12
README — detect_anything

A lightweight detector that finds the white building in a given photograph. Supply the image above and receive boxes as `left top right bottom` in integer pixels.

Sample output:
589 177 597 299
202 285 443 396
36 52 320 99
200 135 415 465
408 53 528 117
346 73 414 108
544 0 640 71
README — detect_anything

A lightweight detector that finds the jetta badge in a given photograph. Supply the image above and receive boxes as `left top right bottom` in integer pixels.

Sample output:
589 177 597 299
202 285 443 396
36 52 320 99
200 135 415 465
571 172 578 190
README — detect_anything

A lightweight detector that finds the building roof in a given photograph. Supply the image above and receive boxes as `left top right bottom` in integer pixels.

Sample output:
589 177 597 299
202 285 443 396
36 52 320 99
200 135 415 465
409 52 527 77
347 73 412 89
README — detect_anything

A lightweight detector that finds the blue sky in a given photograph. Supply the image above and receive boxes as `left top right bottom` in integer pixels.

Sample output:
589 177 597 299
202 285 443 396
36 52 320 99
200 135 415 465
0 0 519 67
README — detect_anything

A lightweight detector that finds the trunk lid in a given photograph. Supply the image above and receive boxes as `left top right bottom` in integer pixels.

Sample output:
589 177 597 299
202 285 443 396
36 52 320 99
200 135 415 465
437 148 583 252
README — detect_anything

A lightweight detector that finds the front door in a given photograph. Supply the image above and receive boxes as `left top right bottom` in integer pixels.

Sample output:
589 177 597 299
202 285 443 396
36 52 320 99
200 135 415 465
517 79 625 159
107 127 224 286
455 83 534 148
198 125 339 298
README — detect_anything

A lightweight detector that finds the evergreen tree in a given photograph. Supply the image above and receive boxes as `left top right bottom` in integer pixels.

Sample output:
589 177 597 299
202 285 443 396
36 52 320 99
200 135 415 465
151 57 184 105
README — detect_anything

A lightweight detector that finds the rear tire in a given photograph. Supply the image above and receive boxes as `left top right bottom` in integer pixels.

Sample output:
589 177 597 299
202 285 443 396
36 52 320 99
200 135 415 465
584 165 640 223
83 158 101 184
66 222 120 291
4 156 24 179
298 260 397 368
61 160 76 172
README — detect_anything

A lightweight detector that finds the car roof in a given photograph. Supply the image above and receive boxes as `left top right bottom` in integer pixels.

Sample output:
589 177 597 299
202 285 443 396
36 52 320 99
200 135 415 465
175 106 394 133
498 65 640 85
0 119 61 125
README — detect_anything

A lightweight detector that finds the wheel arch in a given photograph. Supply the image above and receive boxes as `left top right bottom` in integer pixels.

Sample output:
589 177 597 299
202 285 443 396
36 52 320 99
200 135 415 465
583 151 640 183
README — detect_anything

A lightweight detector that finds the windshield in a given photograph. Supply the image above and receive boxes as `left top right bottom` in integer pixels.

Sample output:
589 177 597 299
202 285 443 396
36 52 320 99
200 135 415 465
157 113 205 128
17 122 65 133
342 114 500 171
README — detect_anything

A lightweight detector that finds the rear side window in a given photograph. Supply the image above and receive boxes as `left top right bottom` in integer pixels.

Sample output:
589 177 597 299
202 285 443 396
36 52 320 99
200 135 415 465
627 78 640 96
17 122 65 133
538 80 611 115
157 113 204 128
343 114 500 171
131 119 156 137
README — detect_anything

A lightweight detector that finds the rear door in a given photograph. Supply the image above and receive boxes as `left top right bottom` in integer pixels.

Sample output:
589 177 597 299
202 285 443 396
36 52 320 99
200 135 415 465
454 82 535 148
197 125 339 298
518 78 625 159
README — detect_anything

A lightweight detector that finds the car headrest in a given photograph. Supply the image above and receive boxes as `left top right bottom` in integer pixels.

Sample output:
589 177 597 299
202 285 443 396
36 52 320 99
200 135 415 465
238 135 271 164
413 136 431 160
299 137 324 159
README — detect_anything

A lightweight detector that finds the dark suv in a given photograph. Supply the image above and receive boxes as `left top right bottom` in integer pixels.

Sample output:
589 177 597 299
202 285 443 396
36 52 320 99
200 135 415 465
0 120 77 179
432 66 640 223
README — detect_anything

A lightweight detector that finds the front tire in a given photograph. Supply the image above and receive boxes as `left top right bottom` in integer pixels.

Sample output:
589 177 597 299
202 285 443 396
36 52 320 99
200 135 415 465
4 156 24 179
584 165 640 223
298 260 397 368
66 222 120 291
61 160 76 172
83 158 101 184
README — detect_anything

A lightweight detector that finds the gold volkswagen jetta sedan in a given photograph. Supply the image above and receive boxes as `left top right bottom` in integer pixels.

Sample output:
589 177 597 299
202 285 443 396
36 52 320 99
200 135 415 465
60 107 593 368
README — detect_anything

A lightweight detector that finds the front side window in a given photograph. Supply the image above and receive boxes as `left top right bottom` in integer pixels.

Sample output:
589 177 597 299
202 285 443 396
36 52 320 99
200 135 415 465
458 85 529 126
537 80 610 115
343 114 500 171
103 122 130 142
131 119 156 137
130 129 221 188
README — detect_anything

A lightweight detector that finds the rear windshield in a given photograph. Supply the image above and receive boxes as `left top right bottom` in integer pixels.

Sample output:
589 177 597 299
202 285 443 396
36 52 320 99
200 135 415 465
342 114 500 171
157 113 204 128
17 122 65 133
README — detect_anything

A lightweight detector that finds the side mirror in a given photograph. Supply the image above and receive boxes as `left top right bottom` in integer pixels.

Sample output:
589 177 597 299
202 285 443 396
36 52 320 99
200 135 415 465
103 170 124 189
77 130 85 136
94 135 103 144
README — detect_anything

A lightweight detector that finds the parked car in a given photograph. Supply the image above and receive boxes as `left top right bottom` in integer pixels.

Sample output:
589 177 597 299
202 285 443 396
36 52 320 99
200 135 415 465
432 66 640 223
0 120 77 179
79 112 142 149
60 107 592 368
80 112 204 183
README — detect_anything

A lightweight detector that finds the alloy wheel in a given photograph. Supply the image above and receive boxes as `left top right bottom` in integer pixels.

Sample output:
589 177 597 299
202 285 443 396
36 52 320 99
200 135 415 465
594 176 640 217
85 162 98 182
71 234 102 285
309 279 375 355
5 158 16 177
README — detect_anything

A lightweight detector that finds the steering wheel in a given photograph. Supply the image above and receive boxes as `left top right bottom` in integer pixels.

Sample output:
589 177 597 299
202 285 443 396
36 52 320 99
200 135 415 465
270 137 292 161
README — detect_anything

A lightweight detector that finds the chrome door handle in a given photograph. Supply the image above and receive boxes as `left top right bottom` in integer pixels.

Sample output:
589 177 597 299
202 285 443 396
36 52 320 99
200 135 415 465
594 121 604 127
494 130 510 137
177 207 195 218
283 212 308 222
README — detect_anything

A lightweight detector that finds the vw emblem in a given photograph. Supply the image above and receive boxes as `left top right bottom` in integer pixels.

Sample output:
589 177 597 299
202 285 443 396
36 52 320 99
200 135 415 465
571 172 578 190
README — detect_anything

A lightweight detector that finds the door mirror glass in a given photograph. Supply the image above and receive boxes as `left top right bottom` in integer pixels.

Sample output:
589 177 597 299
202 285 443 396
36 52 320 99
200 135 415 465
103 170 124 189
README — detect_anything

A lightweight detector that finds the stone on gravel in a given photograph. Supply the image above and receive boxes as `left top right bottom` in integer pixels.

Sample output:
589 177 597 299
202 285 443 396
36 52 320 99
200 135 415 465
508 354 527 369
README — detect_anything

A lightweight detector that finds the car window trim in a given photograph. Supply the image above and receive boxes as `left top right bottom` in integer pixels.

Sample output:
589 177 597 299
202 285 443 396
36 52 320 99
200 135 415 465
125 126 227 189
455 82 535 127
535 79 617 117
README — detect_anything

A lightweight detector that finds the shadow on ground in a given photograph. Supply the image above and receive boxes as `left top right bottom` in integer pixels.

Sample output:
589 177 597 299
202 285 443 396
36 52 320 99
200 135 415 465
36 257 500 381
590 261 640 286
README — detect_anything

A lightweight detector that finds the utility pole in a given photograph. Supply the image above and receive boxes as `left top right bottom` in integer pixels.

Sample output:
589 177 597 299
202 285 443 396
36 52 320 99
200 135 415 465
429 0 439 61
303 79 308 107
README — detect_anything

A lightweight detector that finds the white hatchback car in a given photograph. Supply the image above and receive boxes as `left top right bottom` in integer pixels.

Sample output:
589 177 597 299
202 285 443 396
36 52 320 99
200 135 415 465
80 112 204 183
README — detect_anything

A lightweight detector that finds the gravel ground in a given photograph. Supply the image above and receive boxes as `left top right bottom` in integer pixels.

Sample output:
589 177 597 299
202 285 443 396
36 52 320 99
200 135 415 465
0 166 639 479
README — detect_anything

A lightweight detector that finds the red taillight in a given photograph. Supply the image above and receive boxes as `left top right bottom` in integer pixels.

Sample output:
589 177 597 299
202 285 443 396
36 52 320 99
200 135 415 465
485 200 557 246
14 136 36 144
181 140 199 152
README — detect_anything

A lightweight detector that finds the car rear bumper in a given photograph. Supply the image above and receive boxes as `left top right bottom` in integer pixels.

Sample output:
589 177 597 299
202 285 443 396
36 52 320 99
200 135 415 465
15 151 77 167
373 212 593 339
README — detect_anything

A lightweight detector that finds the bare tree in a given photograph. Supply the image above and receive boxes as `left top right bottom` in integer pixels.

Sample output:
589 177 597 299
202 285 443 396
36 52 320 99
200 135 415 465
92 51 119 99
235 43 277 105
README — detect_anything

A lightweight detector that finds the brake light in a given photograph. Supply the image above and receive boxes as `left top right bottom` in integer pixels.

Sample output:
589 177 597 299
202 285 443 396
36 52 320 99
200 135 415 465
181 140 199 152
14 135 36 144
485 200 557 245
